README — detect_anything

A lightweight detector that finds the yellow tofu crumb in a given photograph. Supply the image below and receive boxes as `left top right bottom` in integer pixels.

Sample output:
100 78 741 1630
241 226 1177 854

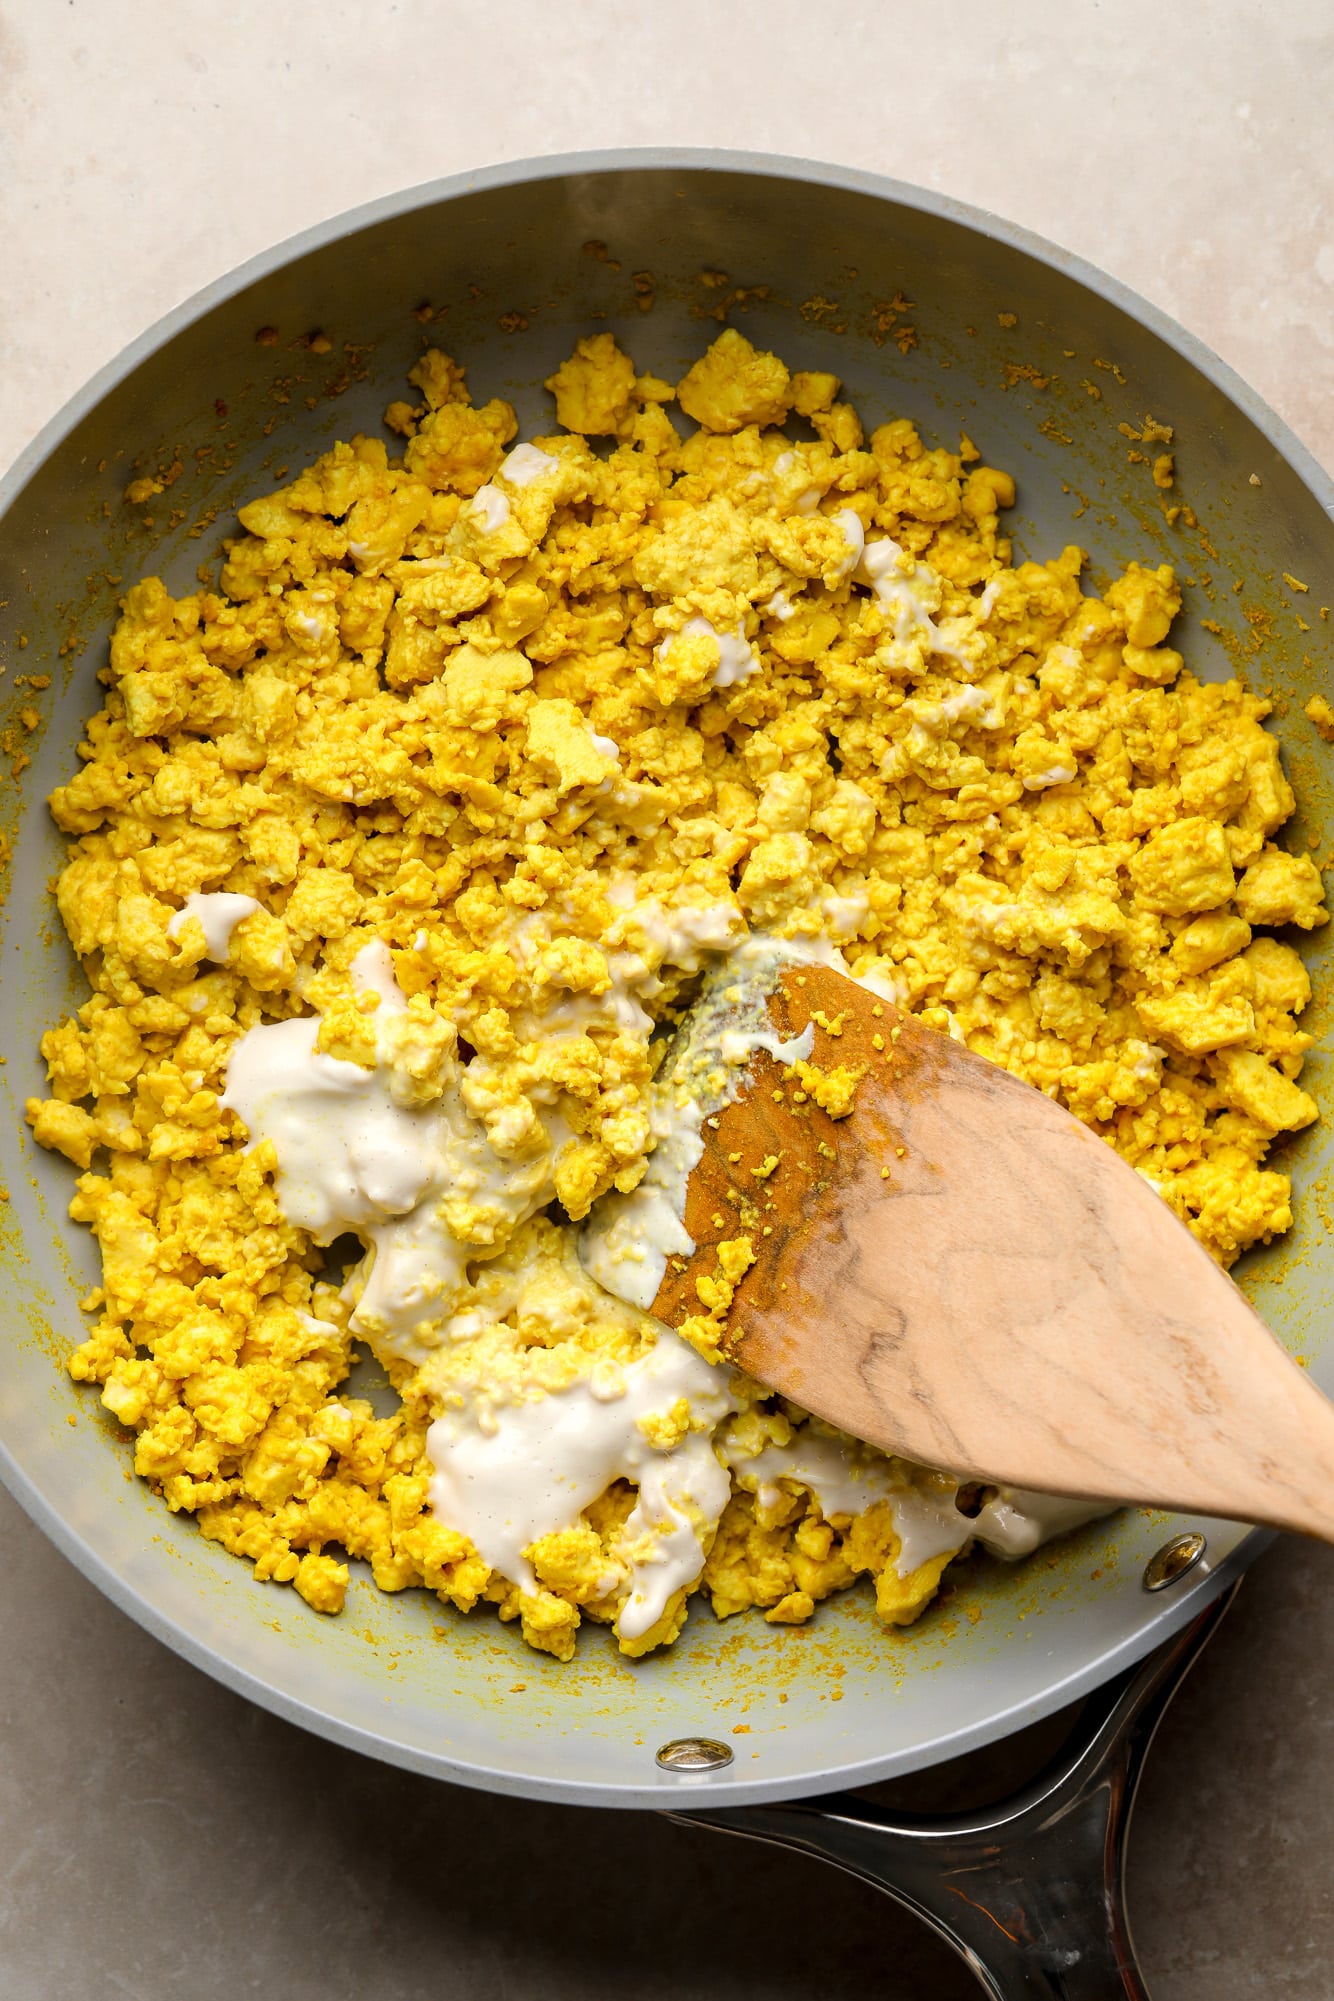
677 328 791 433
1306 694 1334 742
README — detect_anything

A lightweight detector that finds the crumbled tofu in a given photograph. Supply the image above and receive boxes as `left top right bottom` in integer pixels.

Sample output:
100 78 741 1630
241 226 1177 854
29 324 1326 1662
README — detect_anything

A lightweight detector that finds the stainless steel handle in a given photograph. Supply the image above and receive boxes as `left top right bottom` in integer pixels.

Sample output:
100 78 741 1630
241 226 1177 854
670 1582 1238 1999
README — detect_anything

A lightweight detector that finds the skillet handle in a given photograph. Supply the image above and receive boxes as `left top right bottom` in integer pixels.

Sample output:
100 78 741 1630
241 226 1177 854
668 1582 1238 2000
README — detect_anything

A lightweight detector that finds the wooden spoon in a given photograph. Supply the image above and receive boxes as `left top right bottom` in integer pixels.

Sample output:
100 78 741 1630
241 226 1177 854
649 961 1334 1538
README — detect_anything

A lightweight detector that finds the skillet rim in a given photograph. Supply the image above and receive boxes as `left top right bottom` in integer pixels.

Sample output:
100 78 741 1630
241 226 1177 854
0 145 1318 1806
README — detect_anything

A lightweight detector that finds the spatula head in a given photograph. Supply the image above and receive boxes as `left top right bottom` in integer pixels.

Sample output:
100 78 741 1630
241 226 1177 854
651 963 1334 1540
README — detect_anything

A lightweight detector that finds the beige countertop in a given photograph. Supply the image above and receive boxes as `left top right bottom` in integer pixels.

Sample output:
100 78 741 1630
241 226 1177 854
2 3 1332 1994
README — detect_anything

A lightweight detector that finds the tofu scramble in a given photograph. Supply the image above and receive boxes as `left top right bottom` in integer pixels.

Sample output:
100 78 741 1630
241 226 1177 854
26 326 1328 1663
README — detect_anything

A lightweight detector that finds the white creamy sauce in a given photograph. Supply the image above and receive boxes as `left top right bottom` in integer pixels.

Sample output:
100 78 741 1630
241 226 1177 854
833 508 865 577
659 614 761 690
630 898 748 970
857 537 969 663
222 1011 435 1232
913 684 1005 734
533 959 654 1040
578 1096 702 1310
222 944 560 1355
295 1308 343 1340
728 1426 1114 1574
427 1328 736 1640
504 914 661 1039
970 1489 1116 1558
348 937 405 1009
225 900 1116 1630
500 442 559 487
764 588 797 622
1023 762 1078 791
726 1426 967 1576
221 1008 433 1241
470 484 512 534
589 730 621 764
858 538 1002 667
167 891 262 960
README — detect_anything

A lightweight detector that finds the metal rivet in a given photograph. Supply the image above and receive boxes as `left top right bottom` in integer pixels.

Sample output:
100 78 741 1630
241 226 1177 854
655 1736 734 1773
1143 1531 1207 1592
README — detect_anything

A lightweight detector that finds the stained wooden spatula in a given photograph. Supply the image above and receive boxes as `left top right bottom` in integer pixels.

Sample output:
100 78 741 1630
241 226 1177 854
650 961 1334 1538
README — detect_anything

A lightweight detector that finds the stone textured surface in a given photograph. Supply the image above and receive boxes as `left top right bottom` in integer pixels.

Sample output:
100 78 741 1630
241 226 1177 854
2 1479 1332 2000
3 0 1333 476
2 3 1332 1994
